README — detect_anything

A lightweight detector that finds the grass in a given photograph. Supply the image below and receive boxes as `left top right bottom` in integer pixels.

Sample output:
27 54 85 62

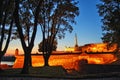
0 66 67 78
1 65 120 79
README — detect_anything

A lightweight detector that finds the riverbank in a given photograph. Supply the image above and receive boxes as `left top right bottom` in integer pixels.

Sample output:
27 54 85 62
0 64 12 69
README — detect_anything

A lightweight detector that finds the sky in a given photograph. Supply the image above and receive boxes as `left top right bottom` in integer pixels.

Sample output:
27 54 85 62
6 0 103 55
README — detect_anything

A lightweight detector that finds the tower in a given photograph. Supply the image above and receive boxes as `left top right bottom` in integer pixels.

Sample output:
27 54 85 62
75 33 78 47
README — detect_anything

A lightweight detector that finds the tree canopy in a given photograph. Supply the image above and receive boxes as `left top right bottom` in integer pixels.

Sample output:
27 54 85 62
37 0 79 66
97 0 120 50
0 0 15 70
38 38 57 52
14 0 42 73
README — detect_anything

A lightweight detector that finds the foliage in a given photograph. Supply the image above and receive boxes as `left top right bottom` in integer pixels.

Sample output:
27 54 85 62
39 0 79 38
0 0 15 38
0 0 15 71
97 0 120 50
38 38 57 52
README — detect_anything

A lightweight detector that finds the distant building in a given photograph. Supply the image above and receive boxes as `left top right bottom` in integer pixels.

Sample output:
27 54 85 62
81 43 117 52
65 34 117 52
15 48 19 56
65 33 82 52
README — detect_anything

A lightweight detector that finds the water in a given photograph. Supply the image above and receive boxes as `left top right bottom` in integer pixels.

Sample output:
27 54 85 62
1 61 14 66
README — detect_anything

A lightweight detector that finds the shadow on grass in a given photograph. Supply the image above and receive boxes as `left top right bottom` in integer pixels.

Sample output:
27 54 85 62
0 66 67 78
1 65 120 79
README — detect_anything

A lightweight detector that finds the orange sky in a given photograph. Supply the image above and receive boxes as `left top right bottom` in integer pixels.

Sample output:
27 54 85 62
5 39 64 56
5 40 38 55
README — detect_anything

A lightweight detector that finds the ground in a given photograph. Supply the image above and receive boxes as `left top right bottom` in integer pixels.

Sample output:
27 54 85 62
1 53 120 79
1 65 120 80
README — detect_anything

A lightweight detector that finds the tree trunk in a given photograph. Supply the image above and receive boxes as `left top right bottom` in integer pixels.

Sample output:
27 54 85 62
29 53 32 67
21 52 30 74
0 55 2 71
0 52 4 71
43 53 50 66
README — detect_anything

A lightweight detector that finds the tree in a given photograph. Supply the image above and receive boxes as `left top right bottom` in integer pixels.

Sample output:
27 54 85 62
38 0 79 66
97 0 120 52
38 38 57 52
0 0 14 71
14 0 41 74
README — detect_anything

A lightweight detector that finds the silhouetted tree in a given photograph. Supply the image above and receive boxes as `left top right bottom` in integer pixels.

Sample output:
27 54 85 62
14 0 41 74
97 0 120 52
0 0 14 71
38 38 57 52
38 0 79 66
